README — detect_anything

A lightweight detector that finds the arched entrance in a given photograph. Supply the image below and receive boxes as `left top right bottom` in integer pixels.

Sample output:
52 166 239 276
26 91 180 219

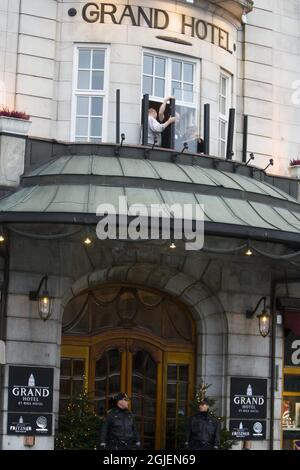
60 284 195 449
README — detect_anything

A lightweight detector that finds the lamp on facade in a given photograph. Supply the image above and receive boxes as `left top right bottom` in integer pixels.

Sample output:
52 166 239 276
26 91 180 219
245 240 253 256
83 226 93 246
29 275 52 321
246 296 271 337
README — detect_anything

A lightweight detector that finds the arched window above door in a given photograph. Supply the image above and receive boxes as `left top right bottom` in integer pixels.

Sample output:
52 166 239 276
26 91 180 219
62 285 194 344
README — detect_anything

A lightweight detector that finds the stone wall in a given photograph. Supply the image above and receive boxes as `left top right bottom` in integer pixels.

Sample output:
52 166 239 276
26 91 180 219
236 0 300 176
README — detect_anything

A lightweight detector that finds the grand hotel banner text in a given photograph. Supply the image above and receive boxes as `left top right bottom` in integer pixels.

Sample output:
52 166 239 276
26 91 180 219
79 2 234 53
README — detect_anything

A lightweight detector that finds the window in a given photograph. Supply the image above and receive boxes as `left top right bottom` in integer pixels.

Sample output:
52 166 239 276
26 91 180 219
218 72 231 157
282 329 300 450
142 52 198 150
72 46 108 143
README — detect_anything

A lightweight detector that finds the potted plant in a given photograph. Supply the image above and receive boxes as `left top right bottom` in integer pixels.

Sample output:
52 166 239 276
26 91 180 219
289 159 300 179
0 106 31 135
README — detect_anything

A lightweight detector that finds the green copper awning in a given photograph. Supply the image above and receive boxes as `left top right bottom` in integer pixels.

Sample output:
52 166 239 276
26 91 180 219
0 153 300 243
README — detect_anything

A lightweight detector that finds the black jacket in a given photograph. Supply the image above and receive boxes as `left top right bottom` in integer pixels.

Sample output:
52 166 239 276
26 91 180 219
100 406 140 448
185 412 220 449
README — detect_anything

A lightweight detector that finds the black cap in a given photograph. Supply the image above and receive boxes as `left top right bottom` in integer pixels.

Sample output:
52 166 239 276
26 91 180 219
199 397 209 405
114 392 130 402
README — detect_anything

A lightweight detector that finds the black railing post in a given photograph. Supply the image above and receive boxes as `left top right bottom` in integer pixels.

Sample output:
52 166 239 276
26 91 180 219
226 108 235 160
203 103 210 155
142 94 149 146
170 97 176 150
116 89 120 144
242 114 248 163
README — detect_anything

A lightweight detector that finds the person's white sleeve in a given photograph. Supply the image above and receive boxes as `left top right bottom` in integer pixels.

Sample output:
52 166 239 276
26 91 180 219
149 116 165 133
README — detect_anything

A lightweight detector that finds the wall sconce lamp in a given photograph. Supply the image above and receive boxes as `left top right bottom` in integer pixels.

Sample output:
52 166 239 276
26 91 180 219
29 275 52 321
246 296 271 337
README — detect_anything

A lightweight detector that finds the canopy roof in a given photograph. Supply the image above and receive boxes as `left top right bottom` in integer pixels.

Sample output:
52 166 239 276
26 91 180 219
0 153 300 244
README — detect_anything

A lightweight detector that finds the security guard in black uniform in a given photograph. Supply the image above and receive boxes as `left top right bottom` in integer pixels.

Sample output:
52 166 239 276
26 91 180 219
185 398 220 450
100 392 141 450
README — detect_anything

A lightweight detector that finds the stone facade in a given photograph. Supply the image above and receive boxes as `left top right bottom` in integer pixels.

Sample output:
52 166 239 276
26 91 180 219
1 0 300 451
0 230 293 450
0 1 299 174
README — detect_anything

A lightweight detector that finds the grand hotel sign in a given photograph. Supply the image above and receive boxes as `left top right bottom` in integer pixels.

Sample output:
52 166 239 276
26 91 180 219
81 2 234 53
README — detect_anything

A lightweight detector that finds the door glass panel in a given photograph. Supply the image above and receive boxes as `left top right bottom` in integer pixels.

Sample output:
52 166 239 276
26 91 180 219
59 357 85 414
166 364 189 449
94 349 121 417
132 350 157 450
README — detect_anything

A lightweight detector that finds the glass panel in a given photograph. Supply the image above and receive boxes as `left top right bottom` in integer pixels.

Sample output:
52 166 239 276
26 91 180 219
167 402 176 418
92 71 104 90
282 393 300 437
172 60 181 81
95 379 106 397
154 78 164 98
219 139 226 158
59 399 68 413
60 358 71 377
221 76 227 96
166 419 176 434
131 350 157 450
77 96 89 115
143 54 153 75
96 399 106 416
284 375 300 392
93 50 105 69
76 117 88 136
108 374 120 393
144 420 155 434
145 379 156 395
172 81 182 101
90 117 101 137
132 396 142 415
108 349 120 374
175 105 197 151
183 63 193 83
168 365 177 380
144 400 156 416
79 49 91 69
143 76 153 95
155 57 165 77
178 401 187 417
95 356 107 378
78 70 90 89
133 350 144 372
183 83 193 103
91 97 103 116
73 379 84 395
60 379 71 395
179 365 188 381
132 375 143 394
179 382 188 400
220 120 226 139
145 358 156 379
220 96 226 115
167 383 177 399
73 359 84 376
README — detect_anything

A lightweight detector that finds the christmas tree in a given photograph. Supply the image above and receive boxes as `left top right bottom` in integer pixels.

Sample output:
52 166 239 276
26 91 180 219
176 381 237 450
55 391 102 450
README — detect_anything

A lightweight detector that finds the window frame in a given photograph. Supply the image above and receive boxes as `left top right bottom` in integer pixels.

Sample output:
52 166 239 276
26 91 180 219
71 44 110 143
218 70 232 158
142 49 200 119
